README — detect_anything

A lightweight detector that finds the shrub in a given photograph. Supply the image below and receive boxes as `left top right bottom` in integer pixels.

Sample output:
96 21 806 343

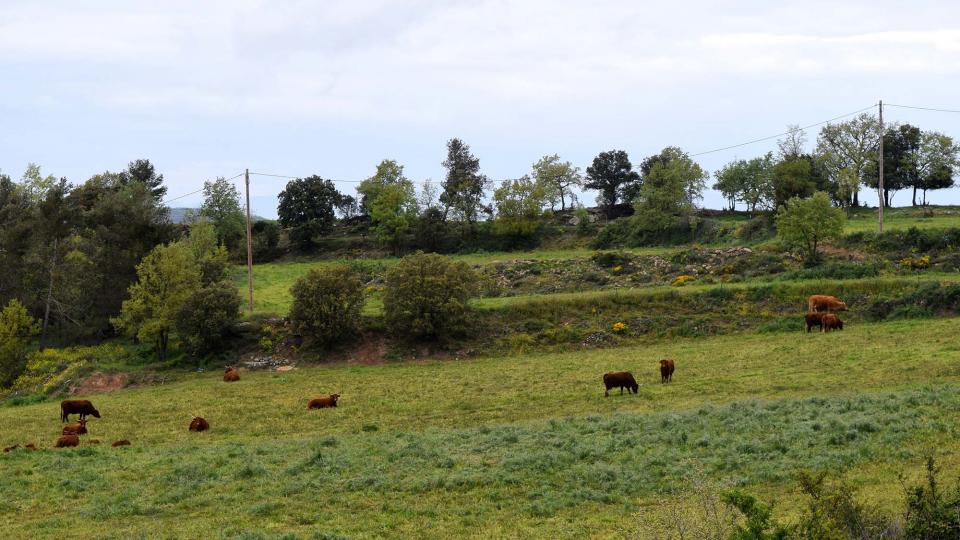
176 281 243 360
289 265 364 348
383 252 479 341
591 251 632 268
672 275 696 287
904 456 960 538
251 220 282 262
0 299 40 388
12 344 131 395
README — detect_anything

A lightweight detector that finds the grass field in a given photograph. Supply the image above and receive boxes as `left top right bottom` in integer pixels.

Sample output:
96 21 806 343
3 317 960 538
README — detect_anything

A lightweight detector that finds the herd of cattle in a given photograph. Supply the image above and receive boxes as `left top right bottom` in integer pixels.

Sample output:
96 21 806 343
2 367 341 451
2 295 848 451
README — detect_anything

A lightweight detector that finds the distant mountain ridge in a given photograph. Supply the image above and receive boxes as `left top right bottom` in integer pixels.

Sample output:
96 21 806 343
168 207 268 224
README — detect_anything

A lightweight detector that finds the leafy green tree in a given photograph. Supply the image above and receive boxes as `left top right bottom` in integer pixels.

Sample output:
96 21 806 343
120 159 167 201
714 153 775 213
251 220 282 261
722 491 789 540
0 299 40 387
19 163 56 204
492 176 547 245
182 219 230 285
277 175 343 251
633 149 708 231
440 138 488 223
531 154 582 211
357 159 407 214
816 113 881 207
370 181 418 255
113 241 201 360
199 176 245 251
775 191 846 265
584 150 639 215
289 266 364 348
913 131 959 206
383 252 479 340
413 207 450 253
771 158 816 209
176 281 241 361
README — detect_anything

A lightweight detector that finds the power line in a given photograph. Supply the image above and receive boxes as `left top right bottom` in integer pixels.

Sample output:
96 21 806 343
161 172 244 205
885 103 960 114
689 104 878 157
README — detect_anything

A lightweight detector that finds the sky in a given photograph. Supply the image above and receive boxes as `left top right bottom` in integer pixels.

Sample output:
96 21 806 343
2 1 960 219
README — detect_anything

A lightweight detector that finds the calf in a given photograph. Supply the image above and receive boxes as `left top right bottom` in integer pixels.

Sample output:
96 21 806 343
822 313 844 332
602 372 638 397
223 367 240 382
189 417 210 432
60 400 100 422
55 434 80 448
308 394 340 409
660 359 675 383
112 439 131 447
805 312 826 333
62 419 88 436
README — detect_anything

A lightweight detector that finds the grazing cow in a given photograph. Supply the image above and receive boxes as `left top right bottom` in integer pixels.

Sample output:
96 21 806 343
223 367 240 382
822 313 844 332
112 440 131 447
308 394 340 409
62 419 88 436
55 434 80 448
3 444 18 453
60 400 100 422
808 295 848 313
660 359 675 383
189 417 210 432
602 372 638 397
805 312 827 333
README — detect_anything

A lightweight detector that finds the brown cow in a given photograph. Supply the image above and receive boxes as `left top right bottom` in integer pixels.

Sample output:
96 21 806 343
602 372 638 397
60 400 100 422
3 444 18 453
189 417 210 432
660 359 675 383
24 443 37 451
308 394 340 409
808 295 848 313
223 367 240 382
62 419 88 436
822 313 844 332
55 434 80 448
805 312 827 333
112 439 131 447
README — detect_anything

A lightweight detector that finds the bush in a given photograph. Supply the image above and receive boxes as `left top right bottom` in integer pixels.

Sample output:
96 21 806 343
904 456 960 538
778 262 881 281
383 252 479 341
11 344 131 396
289 265 364 348
595 215 726 248
0 299 40 388
252 220 282 262
176 281 243 360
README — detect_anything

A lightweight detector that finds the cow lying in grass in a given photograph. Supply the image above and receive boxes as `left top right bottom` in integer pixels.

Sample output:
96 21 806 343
62 419 88 436
60 400 100 422
112 440 131 447
189 417 210 432
223 367 240 382
603 372 638 397
308 394 340 409
55 434 80 448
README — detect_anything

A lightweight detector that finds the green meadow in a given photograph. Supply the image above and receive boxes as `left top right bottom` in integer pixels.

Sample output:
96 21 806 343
3 317 960 538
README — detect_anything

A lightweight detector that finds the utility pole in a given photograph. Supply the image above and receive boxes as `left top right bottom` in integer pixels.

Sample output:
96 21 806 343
244 168 254 313
878 100 885 233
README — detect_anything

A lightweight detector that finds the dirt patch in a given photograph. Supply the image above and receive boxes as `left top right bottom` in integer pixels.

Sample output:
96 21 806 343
70 372 130 396
341 336 388 364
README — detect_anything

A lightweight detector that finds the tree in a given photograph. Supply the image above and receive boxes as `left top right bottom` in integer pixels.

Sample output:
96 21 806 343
181 219 230 285
713 159 747 211
289 266 364 348
775 192 846 265
440 138 488 223
633 150 708 231
714 155 775 212
913 131 959 205
120 159 167 201
335 194 360 220
176 281 241 361
777 125 808 159
418 179 440 211
584 150 640 216
771 157 816 209
816 113 881 207
0 299 40 387
357 159 407 214
492 176 547 244
19 163 56 204
383 252 479 340
277 176 342 251
199 176 245 251
370 181 418 255
113 241 201 360
531 154 582 211
864 123 919 207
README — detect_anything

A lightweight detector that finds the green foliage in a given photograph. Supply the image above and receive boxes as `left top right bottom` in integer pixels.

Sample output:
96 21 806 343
113 241 201 360
251 220 282 262
440 138 488 223
199 176 245 251
868 283 960 321
595 214 725 248
383 252 479 340
370 180 418 254
714 153 775 212
277 176 343 251
633 148 708 231
176 281 242 360
794 471 897 540
904 456 960 539
775 192 845 265
119 158 167 201
0 300 40 387
531 154 582 211
722 491 789 540
289 266 364 348
182 219 230 285
357 159 408 213
493 176 546 247
11 344 131 396
584 149 639 212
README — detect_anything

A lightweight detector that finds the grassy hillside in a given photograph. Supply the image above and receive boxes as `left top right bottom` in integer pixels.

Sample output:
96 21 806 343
3 317 960 538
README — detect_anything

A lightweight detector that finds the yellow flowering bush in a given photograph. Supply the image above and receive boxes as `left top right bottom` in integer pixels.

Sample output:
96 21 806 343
612 322 627 333
900 255 930 270
611 265 623 273
672 275 695 287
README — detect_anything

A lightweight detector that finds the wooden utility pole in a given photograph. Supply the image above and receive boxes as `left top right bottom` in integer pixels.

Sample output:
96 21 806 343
878 100 885 233
244 168 254 313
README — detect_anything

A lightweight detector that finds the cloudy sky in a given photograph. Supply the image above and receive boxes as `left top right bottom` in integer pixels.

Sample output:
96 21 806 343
3 0 959 217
